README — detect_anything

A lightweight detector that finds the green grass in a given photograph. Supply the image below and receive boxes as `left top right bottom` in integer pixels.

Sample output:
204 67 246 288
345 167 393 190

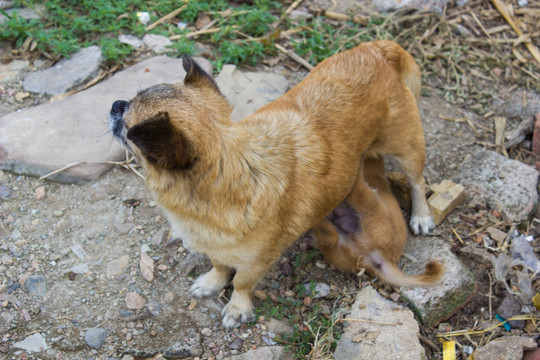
2 1 536 119
1 0 280 67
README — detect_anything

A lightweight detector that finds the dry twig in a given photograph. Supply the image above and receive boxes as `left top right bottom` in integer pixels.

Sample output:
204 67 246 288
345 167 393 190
275 43 314 71
146 1 189 31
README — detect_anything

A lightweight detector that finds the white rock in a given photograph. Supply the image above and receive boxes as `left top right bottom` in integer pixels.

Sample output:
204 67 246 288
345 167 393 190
118 34 144 48
215 65 289 122
460 150 538 222
143 34 172 54
13 333 48 352
334 286 426 360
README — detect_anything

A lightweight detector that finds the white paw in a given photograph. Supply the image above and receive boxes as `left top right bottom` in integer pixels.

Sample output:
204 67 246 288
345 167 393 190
221 301 255 330
190 272 227 298
410 215 435 235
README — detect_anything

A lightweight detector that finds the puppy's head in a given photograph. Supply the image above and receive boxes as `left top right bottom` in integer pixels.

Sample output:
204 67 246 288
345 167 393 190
108 56 231 171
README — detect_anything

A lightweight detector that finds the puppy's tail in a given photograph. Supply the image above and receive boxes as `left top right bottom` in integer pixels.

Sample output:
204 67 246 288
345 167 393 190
376 40 421 102
366 250 444 287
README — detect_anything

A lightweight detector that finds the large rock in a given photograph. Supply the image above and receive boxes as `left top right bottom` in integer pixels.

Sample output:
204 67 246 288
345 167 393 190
474 336 536 360
0 57 192 183
215 65 289 122
399 235 476 326
0 57 288 184
333 286 426 360
23 46 103 96
460 150 538 222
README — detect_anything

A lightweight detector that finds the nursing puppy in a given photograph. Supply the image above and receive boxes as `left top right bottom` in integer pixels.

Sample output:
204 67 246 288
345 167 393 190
108 40 434 329
313 156 443 286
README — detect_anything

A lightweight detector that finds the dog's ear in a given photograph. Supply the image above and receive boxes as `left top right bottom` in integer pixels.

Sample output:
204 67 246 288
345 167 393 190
182 55 221 93
127 112 196 170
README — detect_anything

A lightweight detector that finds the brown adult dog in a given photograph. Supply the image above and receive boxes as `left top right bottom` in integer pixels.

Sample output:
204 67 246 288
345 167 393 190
313 156 443 286
108 40 434 329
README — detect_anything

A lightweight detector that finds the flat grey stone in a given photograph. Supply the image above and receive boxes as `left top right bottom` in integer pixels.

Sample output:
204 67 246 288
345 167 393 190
228 346 293 360
215 64 289 121
399 235 475 326
0 59 30 83
84 328 107 349
69 263 90 274
373 0 449 14
500 89 540 121
143 34 172 54
12 333 48 352
24 275 47 297
474 336 536 360
333 286 426 360
460 150 538 222
0 7 42 23
0 56 190 183
23 46 103 95
118 34 144 48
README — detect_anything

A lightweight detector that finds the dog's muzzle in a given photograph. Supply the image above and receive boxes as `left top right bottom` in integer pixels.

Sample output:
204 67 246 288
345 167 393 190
108 100 129 142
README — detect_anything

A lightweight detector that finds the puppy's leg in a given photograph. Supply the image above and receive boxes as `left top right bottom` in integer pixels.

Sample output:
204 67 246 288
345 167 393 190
222 263 272 330
313 219 341 265
393 154 434 235
191 260 232 298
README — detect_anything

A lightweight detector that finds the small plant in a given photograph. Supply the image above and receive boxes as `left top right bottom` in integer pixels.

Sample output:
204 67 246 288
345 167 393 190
282 303 344 359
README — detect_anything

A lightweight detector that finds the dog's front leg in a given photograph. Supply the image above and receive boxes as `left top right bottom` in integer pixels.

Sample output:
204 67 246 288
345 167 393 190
191 260 232 297
221 263 271 330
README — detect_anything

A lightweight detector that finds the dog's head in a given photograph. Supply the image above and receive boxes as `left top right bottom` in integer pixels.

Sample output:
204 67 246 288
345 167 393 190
108 56 231 171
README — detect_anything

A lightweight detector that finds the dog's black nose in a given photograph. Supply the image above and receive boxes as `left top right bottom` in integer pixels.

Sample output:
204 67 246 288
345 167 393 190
111 100 128 115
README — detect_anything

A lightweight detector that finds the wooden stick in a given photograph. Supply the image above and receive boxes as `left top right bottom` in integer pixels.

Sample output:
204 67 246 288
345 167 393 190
324 10 368 26
341 318 400 326
284 0 303 16
170 25 239 40
491 0 540 64
275 43 314 71
146 2 188 31
39 160 144 181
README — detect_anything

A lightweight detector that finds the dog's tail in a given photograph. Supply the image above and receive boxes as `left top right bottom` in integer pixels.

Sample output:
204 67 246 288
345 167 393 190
365 250 444 287
376 40 421 102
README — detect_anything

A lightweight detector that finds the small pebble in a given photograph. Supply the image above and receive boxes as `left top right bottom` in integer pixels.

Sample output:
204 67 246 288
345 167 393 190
34 187 46 200
84 328 107 349
53 210 63 217
229 337 244 350
24 275 47 297
125 292 145 310
201 328 213 336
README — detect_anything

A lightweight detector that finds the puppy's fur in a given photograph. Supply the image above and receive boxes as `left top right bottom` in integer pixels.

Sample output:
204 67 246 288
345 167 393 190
313 156 443 287
108 40 435 329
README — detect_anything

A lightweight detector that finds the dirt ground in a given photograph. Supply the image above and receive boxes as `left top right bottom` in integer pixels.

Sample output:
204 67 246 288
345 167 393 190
1 4 540 360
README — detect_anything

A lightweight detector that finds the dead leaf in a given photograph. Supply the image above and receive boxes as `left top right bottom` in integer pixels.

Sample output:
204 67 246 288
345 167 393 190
15 92 30 101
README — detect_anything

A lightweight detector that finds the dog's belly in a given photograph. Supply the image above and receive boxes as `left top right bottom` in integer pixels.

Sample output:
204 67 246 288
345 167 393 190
164 210 257 267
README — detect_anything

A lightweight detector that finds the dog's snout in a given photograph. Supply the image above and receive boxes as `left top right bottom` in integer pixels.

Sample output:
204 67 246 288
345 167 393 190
111 100 128 115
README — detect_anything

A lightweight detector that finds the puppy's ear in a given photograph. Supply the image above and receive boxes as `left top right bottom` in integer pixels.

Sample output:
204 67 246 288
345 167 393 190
182 55 221 93
127 112 196 170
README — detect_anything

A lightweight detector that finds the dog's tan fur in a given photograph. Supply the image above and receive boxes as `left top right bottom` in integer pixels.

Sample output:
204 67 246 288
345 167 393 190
109 40 435 329
313 156 443 287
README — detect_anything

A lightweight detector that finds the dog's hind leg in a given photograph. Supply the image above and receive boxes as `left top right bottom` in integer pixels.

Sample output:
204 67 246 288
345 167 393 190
391 150 434 235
